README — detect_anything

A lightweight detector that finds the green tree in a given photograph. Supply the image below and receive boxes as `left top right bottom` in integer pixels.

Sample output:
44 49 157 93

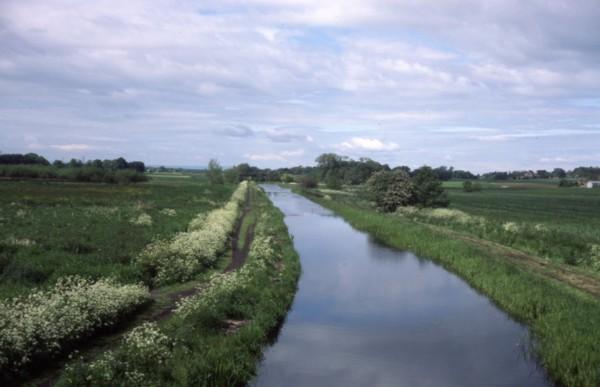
366 170 414 212
207 159 224 184
412 166 449 207
224 167 240 184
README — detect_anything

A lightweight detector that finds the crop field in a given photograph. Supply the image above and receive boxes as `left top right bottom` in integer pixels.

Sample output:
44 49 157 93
0 175 233 299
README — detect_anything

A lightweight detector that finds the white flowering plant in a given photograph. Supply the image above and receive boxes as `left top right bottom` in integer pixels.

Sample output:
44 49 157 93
137 181 248 285
0 276 149 373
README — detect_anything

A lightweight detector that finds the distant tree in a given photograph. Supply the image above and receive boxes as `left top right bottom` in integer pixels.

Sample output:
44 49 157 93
52 160 65 168
298 175 318 189
536 169 551 179
114 157 128 170
68 158 83 168
552 168 567 179
411 166 449 207
280 173 294 183
128 161 146 173
325 170 342 189
433 166 454 181
224 167 240 184
366 170 414 212
207 159 224 184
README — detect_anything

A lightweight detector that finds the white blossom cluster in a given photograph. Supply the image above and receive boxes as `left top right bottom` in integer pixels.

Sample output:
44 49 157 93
174 217 277 320
137 181 248 285
63 322 173 386
0 277 149 372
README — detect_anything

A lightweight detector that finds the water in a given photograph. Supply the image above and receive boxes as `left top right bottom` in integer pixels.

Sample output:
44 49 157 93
252 185 550 387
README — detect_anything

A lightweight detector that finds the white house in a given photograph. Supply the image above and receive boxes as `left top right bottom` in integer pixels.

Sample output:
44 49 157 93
586 181 600 188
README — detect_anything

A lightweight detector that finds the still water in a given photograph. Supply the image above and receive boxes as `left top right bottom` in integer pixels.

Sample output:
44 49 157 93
252 185 550 387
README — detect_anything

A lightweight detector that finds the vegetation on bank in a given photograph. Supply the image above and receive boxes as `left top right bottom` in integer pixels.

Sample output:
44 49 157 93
137 182 248 285
298 188 600 386
0 277 149 375
58 185 301 386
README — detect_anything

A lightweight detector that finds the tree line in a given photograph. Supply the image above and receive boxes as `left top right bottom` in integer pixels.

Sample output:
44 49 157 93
0 153 147 183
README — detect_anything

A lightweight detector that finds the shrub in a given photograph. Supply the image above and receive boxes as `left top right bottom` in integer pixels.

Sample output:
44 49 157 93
0 277 149 373
366 170 414 212
298 175 318 189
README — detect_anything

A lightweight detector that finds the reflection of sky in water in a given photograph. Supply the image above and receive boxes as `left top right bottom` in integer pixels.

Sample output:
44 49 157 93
254 185 550 387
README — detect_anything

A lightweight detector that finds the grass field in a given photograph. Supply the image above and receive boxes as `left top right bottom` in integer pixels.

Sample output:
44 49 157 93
0 175 233 299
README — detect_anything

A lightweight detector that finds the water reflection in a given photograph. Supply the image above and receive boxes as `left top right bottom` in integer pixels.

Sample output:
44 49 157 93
253 185 549 387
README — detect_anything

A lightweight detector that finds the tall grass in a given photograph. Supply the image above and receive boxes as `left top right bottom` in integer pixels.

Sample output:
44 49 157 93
303 191 600 387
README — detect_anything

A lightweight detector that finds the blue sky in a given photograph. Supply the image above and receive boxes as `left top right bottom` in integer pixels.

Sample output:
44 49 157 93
1 0 600 172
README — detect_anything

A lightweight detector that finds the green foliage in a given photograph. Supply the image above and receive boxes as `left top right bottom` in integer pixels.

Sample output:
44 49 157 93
280 173 294 183
224 167 240 184
206 159 224 185
366 170 413 212
559 179 578 187
298 175 318 189
0 164 147 184
411 166 449 207
324 170 342 189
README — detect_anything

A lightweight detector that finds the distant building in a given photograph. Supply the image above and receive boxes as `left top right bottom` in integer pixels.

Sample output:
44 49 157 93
586 181 600 189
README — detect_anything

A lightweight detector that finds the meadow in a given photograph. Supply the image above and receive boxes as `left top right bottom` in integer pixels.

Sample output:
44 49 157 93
0 175 233 299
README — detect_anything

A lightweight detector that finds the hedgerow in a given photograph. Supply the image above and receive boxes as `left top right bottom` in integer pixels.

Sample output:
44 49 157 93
0 277 149 374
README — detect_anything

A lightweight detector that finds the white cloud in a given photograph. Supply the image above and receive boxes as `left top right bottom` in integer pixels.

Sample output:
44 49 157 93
50 144 92 151
245 148 305 161
338 137 399 151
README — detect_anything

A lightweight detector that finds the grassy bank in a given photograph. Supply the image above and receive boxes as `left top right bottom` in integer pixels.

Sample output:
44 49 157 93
299 189 600 387
57 185 301 386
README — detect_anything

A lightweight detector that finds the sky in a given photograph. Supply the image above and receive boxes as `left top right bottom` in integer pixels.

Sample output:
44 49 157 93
1 0 600 172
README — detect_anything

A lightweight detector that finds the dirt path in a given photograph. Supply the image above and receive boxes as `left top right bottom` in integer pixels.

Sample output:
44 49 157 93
33 186 257 386
226 184 256 272
425 223 600 300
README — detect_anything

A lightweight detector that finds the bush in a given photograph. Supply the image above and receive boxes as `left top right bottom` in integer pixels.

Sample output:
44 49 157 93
298 175 318 189
366 170 414 212
463 180 482 192
280 173 294 183
0 277 149 374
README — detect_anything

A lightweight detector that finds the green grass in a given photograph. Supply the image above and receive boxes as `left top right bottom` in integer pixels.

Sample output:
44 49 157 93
299 189 600 387
0 177 234 299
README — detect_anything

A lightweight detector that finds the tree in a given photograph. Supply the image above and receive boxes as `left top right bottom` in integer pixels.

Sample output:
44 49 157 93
324 170 342 189
366 170 414 212
298 175 318 189
552 168 567 179
280 173 294 183
207 159 224 184
411 166 449 207
128 161 146 173
224 167 240 184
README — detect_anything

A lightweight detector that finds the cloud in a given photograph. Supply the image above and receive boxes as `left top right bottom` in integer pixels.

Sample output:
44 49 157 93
50 144 92 151
338 137 399 151
263 128 313 143
245 148 305 161
1 1 600 169
217 125 255 138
